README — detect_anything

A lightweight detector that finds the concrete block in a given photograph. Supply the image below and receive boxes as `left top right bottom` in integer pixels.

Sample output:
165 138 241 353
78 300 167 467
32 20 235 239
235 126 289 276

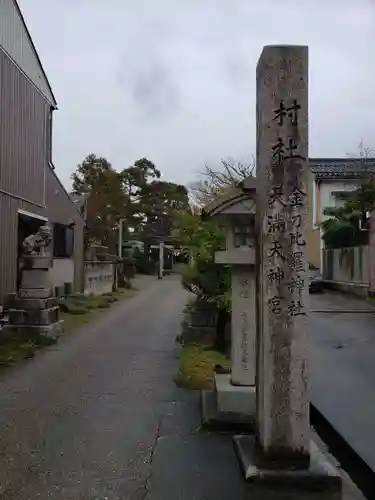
9 306 60 326
233 435 341 497
21 270 51 289
22 256 51 270
13 297 57 310
215 248 255 265
19 288 53 299
2 320 64 339
215 373 256 415
200 390 255 433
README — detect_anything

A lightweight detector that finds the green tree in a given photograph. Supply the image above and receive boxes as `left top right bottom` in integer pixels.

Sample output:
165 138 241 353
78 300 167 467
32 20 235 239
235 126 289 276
120 158 161 232
71 154 128 250
172 211 230 306
172 210 231 350
71 154 190 252
322 178 375 248
140 181 190 239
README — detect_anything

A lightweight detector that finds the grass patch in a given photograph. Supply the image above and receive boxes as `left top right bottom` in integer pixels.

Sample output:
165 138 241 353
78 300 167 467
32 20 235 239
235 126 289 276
62 288 136 333
0 335 56 369
0 288 137 369
174 343 231 390
0 340 36 368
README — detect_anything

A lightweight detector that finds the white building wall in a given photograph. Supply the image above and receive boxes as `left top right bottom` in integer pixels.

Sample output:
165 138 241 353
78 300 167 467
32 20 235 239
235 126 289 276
0 0 55 105
50 258 74 289
316 179 359 268
319 180 358 222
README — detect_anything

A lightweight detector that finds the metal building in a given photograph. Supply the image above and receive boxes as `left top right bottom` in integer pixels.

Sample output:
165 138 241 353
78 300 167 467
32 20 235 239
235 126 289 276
0 0 85 303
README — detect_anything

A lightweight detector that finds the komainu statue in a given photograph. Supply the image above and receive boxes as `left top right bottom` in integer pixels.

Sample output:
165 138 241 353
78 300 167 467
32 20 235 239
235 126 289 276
22 224 53 256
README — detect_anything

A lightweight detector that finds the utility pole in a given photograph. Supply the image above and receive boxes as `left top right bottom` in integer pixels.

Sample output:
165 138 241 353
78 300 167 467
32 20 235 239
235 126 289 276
118 219 125 259
158 241 164 279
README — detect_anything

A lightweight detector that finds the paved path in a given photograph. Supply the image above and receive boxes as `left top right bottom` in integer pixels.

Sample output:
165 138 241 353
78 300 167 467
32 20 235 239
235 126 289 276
0 276 368 499
310 291 375 473
0 275 250 500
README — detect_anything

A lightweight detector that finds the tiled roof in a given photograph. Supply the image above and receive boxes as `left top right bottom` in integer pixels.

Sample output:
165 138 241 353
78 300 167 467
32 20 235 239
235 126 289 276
309 158 375 179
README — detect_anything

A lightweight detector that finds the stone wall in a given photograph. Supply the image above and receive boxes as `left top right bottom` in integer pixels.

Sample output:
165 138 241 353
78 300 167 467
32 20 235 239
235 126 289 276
84 261 114 295
181 299 218 346
322 246 369 296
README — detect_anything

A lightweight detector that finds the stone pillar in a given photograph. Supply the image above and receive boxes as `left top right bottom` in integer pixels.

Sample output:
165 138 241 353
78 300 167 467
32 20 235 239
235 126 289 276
231 268 256 386
256 45 309 466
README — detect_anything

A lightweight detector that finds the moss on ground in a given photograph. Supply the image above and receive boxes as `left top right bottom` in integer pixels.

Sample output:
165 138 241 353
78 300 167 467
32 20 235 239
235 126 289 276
0 335 56 369
174 343 231 390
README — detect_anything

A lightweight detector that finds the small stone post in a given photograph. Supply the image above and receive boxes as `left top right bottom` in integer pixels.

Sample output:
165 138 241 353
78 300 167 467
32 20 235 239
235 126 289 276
231 268 256 386
255 45 310 466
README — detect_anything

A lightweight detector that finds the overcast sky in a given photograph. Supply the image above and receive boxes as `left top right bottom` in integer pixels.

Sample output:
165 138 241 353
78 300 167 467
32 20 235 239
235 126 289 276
18 0 375 189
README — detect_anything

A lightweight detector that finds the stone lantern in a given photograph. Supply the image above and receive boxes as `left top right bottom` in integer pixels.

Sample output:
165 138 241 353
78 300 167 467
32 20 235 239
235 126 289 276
201 178 257 425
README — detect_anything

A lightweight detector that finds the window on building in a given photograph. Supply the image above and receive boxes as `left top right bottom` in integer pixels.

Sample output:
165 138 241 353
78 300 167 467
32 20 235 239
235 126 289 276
53 224 74 258
233 216 255 248
332 191 352 209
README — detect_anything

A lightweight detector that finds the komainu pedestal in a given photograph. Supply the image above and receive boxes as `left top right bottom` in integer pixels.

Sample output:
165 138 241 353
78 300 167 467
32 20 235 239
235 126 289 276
3 225 64 339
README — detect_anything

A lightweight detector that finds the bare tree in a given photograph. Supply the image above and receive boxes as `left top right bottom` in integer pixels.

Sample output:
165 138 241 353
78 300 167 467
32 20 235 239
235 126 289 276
190 157 255 206
346 139 375 178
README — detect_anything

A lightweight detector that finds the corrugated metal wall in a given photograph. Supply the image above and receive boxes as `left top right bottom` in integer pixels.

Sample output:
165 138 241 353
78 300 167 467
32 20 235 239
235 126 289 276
0 194 19 302
0 47 48 206
0 193 47 302
0 0 55 105
0 41 49 302
0 167 84 304
0 166 85 303
0 49 84 301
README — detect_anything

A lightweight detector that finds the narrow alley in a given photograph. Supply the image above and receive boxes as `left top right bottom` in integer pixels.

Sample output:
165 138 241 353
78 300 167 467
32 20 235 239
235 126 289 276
0 276 250 499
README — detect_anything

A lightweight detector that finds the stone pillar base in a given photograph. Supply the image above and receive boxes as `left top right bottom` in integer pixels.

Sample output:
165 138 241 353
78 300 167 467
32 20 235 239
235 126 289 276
201 390 255 433
9 306 60 325
19 288 53 299
233 435 341 497
201 371 256 433
200 372 256 432
215 373 255 415
13 297 58 310
2 320 64 340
